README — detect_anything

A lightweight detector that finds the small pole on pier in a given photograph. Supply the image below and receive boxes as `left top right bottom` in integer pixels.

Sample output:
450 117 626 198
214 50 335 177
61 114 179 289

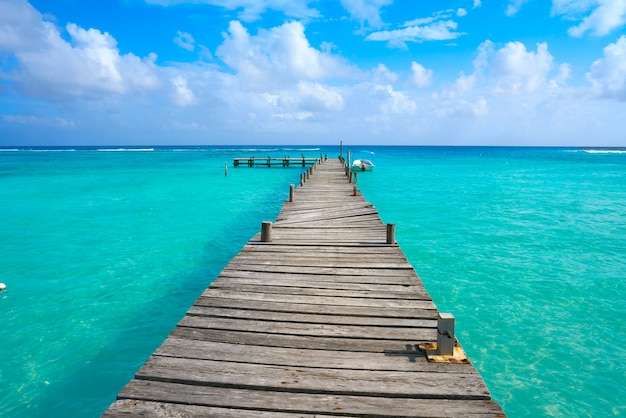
300 173 304 186
347 150 351 176
289 184 294 202
224 162 228 176
340 140 343 158
386 223 396 244
436 313 455 356
261 221 272 242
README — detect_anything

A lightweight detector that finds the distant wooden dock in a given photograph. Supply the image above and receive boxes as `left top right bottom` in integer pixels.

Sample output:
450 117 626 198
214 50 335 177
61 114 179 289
233 156 321 167
103 158 505 417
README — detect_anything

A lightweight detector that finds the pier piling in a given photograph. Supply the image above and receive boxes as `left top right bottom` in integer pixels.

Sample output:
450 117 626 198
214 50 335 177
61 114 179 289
386 223 396 245
260 221 272 242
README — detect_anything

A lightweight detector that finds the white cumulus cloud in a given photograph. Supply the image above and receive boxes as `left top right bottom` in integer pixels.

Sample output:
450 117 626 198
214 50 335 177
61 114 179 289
435 39 558 110
375 85 417 115
491 41 554 94
506 0 530 16
297 81 344 111
372 63 398 84
587 35 626 99
453 97 489 117
340 0 393 29
552 0 626 37
174 31 195 51
216 20 354 90
170 76 196 106
0 0 159 100
410 62 433 87
366 19 464 48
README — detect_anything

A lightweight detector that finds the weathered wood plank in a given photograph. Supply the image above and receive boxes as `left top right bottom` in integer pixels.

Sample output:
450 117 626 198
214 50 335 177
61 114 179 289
207 283 431 300
178 316 435 340
187 306 435 327
220 264 417 276
154 337 474 373
212 275 423 291
170 327 435 352
199 288 438 309
225 256 413 269
216 270 423 286
135 356 490 399
115 381 505 417
238 244 411 258
194 296 438 319
104 400 341 418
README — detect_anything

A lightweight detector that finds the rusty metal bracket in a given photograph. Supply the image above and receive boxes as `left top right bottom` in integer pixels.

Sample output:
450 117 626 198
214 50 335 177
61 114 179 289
418 341 469 363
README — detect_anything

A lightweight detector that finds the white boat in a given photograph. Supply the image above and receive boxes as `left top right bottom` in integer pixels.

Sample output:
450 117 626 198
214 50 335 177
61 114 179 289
351 159 375 172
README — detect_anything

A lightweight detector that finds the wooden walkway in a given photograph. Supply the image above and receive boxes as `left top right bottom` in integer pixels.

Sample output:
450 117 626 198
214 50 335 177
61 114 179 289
233 156 320 167
102 158 505 417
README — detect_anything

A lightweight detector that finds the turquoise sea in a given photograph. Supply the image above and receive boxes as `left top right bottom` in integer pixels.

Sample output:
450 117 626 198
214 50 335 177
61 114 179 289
0 146 624 417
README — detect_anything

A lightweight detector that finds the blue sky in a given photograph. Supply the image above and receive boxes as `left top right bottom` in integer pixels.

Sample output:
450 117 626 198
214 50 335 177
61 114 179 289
0 0 625 146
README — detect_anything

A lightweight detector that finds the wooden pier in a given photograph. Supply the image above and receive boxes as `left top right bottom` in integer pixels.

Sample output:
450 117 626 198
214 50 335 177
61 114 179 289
102 158 505 417
233 156 321 167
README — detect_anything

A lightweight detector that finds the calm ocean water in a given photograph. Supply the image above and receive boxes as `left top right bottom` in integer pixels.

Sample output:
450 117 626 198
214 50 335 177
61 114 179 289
0 146 624 417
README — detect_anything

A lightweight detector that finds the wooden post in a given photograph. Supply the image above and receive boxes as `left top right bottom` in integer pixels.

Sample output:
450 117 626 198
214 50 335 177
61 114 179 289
386 223 396 244
289 184 294 202
353 185 359 196
300 173 304 186
224 162 228 176
340 140 343 158
261 221 272 242
347 150 351 175
437 313 455 356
